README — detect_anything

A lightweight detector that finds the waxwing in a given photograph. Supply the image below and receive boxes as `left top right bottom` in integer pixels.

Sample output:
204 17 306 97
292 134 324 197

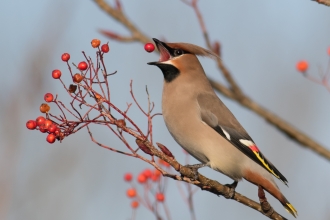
148 38 297 217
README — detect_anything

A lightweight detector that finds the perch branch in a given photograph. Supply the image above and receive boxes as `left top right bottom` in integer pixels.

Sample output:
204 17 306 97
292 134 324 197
139 139 288 220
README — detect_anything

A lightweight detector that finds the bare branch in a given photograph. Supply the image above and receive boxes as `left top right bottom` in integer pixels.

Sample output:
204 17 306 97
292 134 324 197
141 140 288 220
99 29 137 42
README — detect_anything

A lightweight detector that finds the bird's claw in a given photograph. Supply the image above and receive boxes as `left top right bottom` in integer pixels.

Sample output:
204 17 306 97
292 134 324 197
224 181 238 199
183 163 206 181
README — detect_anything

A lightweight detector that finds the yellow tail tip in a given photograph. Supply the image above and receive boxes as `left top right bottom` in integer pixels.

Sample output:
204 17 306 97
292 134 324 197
285 203 298 218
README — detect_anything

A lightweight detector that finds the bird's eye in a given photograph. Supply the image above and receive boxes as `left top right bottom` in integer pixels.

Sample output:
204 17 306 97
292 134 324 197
174 49 183 56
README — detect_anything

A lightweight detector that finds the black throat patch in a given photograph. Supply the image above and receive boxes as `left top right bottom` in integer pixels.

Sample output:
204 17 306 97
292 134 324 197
155 64 180 83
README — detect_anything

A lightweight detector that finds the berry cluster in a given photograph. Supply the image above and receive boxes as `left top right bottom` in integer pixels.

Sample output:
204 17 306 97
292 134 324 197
25 38 197 219
122 153 196 219
26 93 63 143
124 160 170 217
25 39 111 144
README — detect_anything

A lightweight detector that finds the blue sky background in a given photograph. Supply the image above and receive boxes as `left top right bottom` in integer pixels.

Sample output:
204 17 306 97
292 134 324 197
1 0 330 220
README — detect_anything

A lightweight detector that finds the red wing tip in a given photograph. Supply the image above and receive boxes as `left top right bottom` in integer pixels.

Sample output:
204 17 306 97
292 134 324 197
249 145 260 152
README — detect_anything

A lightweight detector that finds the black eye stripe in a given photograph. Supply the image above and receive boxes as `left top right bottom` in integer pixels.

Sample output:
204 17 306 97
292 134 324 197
167 47 189 57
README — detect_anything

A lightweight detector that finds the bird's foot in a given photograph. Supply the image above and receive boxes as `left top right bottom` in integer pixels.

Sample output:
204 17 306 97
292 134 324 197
224 181 238 199
183 163 207 181
258 186 274 217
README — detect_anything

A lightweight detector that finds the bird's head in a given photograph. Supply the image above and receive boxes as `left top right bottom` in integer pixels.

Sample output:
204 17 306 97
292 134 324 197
148 38 219 83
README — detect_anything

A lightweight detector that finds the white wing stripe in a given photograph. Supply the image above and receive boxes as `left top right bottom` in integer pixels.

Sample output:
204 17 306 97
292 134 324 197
239 139 254 147
220 127 231 140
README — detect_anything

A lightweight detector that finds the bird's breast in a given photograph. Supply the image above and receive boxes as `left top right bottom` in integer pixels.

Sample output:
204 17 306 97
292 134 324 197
162 84 209 162
161 83 247 180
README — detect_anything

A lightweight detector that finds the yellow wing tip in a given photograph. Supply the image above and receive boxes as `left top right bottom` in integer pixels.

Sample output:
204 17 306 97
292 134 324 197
285 203 298 218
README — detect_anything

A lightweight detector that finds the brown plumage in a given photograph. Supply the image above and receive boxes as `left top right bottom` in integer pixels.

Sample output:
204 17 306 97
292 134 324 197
148 38 297 217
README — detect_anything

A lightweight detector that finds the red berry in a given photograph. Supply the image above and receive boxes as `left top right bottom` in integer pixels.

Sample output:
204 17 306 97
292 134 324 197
26 120 37 130
40 103 50 113
43 119 53 129
73 73 84 83
154 169 161 177
52 69 62 79
39 124 48 133
328 47 330 56
131 201 139 209
296 61 308 72
143 169 152 178
44 93 54 102
126 188 137 198
156 193 165 202
137 173 147 184
78 61 88 71
54 127 61 136
151 170 161 182
144 43 155 53
48 124 57 133
61 53 70 62
150 174 159 182
124 173 133 182
101 44 109 53
91 39 101 48
46 133 56 143
36 116 46 126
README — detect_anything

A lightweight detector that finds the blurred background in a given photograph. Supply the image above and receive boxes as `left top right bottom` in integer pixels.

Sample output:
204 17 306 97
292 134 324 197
1 0 330 219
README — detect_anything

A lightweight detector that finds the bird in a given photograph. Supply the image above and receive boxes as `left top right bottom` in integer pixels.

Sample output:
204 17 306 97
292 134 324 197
147 38 297 217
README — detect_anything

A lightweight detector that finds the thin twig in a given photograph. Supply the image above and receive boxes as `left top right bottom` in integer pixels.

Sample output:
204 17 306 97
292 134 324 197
87 124 134 156
162 202 172 220
130 80 147 116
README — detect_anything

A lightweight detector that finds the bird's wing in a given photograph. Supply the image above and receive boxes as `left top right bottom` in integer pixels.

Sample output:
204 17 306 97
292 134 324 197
197 93 288 185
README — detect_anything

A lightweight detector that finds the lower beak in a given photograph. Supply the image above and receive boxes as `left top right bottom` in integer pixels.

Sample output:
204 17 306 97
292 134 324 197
147 61 158 65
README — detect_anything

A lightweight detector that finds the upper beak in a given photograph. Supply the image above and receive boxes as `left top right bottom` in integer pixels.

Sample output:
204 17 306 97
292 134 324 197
147 38 171 66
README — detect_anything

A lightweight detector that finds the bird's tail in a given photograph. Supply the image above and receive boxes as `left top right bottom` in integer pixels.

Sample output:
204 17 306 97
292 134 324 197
281 198 298 218
262 182 298 217
262 183 298 217
244 169 297 217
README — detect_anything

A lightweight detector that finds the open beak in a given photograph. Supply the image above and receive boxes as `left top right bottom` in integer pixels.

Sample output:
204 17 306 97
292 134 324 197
147 38 171 66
